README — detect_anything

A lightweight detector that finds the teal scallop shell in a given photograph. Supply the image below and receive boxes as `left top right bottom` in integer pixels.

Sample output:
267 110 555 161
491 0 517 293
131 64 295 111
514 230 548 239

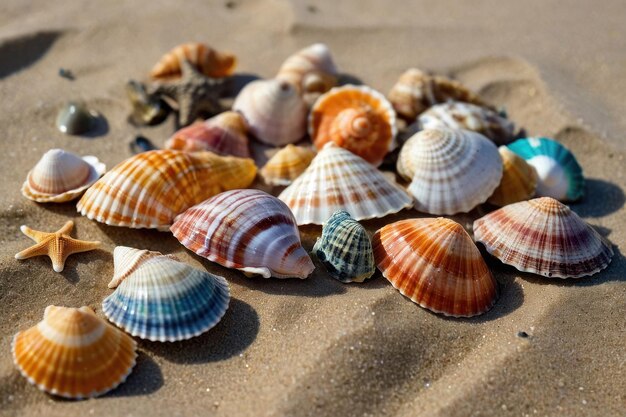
102 249 230 342
313 211 375 283
507 137 584 201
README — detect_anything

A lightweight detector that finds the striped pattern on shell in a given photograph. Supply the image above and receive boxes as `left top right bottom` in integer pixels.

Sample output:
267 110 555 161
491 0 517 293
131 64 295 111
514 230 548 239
276 43 338 95
77 150 257 231
260 144 316 186
474 197 613 278
278 143 413 225
12 306 137 399
373 218 498 317
108 246 177 289
171 189 314 279
149 42 237 79
102 248 230 341
488 146 538 206
313 210 375 283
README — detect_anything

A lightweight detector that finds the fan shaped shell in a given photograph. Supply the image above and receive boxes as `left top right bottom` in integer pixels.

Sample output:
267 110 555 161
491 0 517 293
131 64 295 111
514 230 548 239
278 143 413 225
109 246 177 289
260 144 316 186
12 306 137 399
171 189 314 279
77 150 256 231
276 43 338 95
150 42 236 79
474 197 613 278
488 146 538 206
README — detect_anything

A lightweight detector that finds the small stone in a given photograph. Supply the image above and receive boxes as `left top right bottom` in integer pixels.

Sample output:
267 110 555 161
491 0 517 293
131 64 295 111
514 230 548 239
517 331 529 338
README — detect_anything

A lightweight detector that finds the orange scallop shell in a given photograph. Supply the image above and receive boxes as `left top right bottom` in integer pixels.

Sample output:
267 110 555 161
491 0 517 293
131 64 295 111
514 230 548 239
372 218 498 317
260 144 316 186
149 42 237 80
488 146 538 206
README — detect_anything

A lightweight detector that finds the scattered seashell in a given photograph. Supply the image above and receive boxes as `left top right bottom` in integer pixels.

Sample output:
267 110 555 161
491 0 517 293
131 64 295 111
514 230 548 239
398 128 502 215
165 111 250 158
56 102 99 135
387 68 492 121
488 146 538 206
77 150 257 231
372 218 498 317
102 247 230 341
129 135 158 154
260 144 316 186
279 142 413 225
150 42 237 80
309 85 397 166
171 189 314 279
474 197 613 278
313 210 375 283
507 137 584 202
418 101 516 145
233 79 308 146
21 148 105 203
12 306 137 399
126 80 170 126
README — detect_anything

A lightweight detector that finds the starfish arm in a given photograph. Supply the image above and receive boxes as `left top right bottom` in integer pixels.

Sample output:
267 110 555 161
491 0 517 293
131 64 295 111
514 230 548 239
15 239 52 260
19 225 46 243
58 220 74 235
64 237 102 254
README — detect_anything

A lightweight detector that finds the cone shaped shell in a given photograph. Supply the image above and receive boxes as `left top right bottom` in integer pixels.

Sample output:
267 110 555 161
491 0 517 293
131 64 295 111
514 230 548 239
399 128 503 215
313 211 375 283
418 101 515 145
77 150 256 231
488 146 538 206
22 149 106 203
474 197 613 278
507 137 584 202
260 144 316 186
165 111 250 158
309 85 397 166
12 306 137 399
233 79 307 146
102 249 230 341
109 246 178 288
276 43 338 95
171 189 314 279
278 143 413 225
372 218 498 317
149 43 236 79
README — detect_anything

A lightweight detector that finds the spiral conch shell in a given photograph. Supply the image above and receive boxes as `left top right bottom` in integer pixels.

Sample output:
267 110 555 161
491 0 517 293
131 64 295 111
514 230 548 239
260 144 316 186
77 150 256 230
233 79 308 146
488 146 538 206
149 42 237 79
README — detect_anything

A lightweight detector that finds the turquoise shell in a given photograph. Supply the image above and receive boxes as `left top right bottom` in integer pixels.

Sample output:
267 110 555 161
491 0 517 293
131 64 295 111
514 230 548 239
313 211 375 283
507 137 584 201
102 253 230 342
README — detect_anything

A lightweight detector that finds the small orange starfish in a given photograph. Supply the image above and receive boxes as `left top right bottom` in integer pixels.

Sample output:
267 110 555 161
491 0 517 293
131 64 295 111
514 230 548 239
15 220 101 273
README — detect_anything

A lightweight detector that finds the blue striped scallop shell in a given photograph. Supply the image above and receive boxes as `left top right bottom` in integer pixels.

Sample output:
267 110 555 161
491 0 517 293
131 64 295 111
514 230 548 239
507 137 584 201
313 211 375 283
102 253 230 342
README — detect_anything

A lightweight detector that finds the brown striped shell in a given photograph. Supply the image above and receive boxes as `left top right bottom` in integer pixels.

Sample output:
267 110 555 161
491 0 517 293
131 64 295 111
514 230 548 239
150 43 236 79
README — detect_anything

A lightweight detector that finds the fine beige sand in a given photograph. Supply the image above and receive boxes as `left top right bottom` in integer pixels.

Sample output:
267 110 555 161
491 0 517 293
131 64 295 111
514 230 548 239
1 1 625 416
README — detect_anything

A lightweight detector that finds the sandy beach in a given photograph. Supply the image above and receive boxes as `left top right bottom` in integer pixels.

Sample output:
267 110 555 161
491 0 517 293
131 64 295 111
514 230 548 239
1 1 625 416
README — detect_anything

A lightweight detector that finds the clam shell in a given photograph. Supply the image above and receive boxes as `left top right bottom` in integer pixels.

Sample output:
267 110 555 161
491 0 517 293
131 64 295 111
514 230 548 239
171 189 314 279
398 128 502 214
507 137 584 202
21 149 106 203
149 42 236 79
77 150 256 231
418 101 515 145
56 102 99 135
12 306 137 399
260 144 316 186
387 68 492 121
474 197 613 278
488 146 538 206
309 85 397 166
165 111 250 158
102 248 230 341
109 246 177 289
233 79 308 146
372 218 498 317
278 143 413 225
313 210 375 283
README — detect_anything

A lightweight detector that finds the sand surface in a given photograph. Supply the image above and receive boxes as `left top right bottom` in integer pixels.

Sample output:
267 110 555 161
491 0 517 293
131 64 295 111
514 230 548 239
1 1 625 416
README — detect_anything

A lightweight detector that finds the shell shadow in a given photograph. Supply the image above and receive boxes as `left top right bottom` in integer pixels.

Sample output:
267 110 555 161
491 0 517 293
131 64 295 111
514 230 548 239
141 298 259 364
30 202 81 218
0 31 62 79
337 73 364 86
224 73 261 98
59 249 110 284
107 352 163 397
94 223 183 255
570 178 625 218
78 113 109 139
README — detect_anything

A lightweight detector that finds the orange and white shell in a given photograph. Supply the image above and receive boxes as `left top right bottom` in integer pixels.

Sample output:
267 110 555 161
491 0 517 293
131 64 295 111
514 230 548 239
388 68 491 121
77 150 257 231
309 85 397 166
278 143 413 225
233 79 308 146
372 218 498 317
12 306 137 399
488 146 538 206
149 42 237 79
398 128 503 215
21 149 105 203
109 246 177 289
276 43 338 96
260 144 316 186
165 111 250 158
